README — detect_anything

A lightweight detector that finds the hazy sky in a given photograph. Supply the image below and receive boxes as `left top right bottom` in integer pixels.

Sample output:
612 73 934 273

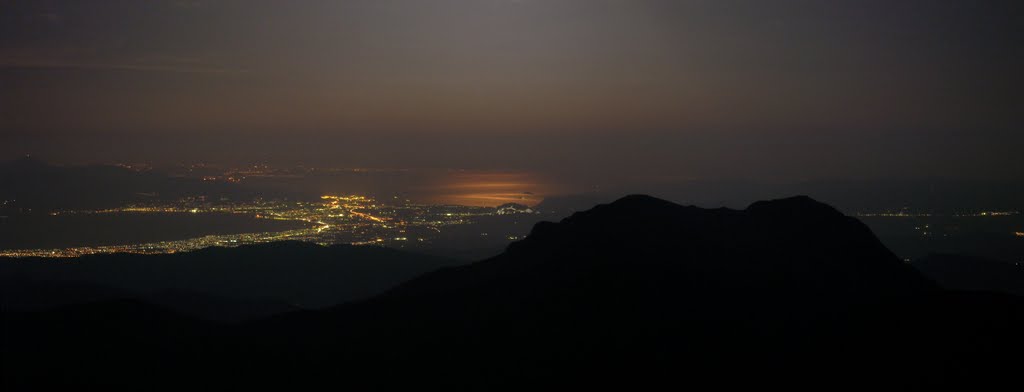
2 0 1021 183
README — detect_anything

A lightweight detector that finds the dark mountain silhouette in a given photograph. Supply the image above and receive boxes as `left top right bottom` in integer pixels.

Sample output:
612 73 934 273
3 196 1022 390
540 179 1024 214
1 279 297 321
912 253 1024 296
383 195 933 300
1 242 458 319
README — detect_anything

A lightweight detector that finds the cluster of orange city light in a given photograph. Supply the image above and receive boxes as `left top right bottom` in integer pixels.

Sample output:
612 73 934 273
2 193 543 258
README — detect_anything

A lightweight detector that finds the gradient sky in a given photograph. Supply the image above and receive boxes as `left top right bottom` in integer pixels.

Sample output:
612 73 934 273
2 0 1021 184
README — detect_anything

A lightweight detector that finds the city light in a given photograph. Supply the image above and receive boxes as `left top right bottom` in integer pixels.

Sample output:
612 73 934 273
0 194 534 258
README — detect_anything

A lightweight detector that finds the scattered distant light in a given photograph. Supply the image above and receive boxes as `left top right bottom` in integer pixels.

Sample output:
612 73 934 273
0 192 534 258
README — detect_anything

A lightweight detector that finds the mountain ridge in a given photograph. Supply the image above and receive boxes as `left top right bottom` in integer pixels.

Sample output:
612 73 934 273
4 195 1021 390
374 194 933 303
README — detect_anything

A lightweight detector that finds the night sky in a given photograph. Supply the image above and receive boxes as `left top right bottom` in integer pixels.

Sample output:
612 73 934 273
2 0 1021 184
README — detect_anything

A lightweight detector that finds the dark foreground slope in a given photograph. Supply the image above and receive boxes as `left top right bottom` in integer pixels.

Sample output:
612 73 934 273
4 196 1023 390
1 242 457 320
912 253 1024 296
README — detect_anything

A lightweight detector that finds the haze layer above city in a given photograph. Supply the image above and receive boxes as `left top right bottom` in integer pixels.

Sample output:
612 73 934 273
4 2 1024 390
3 0 1022 262
2 0 1021 185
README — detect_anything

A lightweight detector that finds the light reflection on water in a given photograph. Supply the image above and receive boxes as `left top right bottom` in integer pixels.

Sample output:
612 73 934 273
417 171 550 207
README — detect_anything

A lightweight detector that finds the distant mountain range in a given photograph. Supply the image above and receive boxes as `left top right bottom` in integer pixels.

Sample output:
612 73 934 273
3 195 1022 390
0 157 266 213
7 157 1023 216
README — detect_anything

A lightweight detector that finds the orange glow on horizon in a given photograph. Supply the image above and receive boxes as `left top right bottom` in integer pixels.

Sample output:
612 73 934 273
418 171 553 207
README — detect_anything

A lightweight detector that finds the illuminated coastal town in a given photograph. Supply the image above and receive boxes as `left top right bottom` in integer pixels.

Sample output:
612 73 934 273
0 195 538 258
1 160 1020 261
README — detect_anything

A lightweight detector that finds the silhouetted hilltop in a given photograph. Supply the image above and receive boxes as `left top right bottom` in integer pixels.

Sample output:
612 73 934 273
264 195 1012 389
3 196 1022 390
382 195 934 302
540 179 1024 214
